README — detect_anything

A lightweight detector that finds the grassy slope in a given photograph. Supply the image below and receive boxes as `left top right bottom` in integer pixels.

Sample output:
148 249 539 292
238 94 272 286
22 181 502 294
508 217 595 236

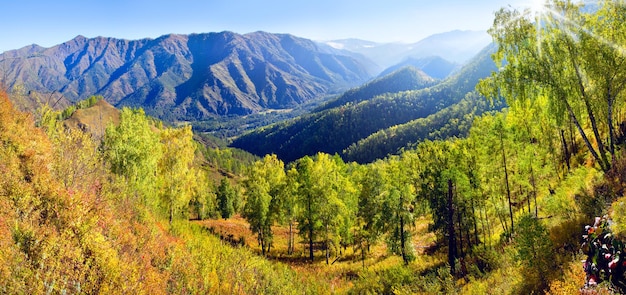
198 215 440 293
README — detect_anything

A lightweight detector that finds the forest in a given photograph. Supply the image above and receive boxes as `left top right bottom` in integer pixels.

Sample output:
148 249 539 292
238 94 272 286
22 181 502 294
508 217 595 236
1 0 626 294
231 43 498 163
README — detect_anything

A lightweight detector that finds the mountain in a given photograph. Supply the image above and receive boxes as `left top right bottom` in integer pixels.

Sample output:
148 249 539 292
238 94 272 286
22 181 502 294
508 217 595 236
323 30 491 71
315 66 437 112
0 32 374 120
378 56 459 80
231 44 497 163
405 30 491 64
321 39 413 72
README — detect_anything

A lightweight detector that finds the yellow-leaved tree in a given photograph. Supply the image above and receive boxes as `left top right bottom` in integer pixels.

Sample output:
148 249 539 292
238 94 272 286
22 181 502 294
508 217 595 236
158 125 198 225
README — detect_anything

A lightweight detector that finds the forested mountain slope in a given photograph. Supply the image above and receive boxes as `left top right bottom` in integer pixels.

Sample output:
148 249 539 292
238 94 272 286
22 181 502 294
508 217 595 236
231 44 497 163
0 32 373 120
378 56 459 80
343 92 506 163
315 66 437 112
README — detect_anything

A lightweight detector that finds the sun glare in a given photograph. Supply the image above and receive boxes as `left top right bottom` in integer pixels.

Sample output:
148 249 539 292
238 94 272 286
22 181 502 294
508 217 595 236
528 0 547 16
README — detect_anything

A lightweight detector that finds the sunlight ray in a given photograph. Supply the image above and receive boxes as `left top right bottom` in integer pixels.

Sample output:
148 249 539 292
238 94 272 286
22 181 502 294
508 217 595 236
510 0 626 60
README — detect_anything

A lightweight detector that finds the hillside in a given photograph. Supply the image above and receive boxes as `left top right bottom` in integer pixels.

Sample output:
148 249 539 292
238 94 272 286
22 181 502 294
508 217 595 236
343 92 506 163
378 56 459 80
0 32 374 121
231 44 497 163
0 89 323 293
63 99 120 140
315 65 437 112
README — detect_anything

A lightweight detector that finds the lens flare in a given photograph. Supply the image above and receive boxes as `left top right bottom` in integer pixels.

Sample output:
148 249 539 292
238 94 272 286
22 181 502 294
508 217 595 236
528 0 547 16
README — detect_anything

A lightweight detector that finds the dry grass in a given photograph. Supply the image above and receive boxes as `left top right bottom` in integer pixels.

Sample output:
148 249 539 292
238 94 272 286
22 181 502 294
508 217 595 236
196 214 442 292
64 99 120 140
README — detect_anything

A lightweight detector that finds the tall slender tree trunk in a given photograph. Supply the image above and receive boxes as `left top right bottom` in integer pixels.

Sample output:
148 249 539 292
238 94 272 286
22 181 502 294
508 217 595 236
465 214 472 253
481 201 489 250
400 214 407 265
288 221 294 255
325 223 329 265
499 128 514 234
259 232 265 256
569 116 577 154
361 239 366 269
457 208 464 257
560 129 571 172
447 179 457 274
564 99 608 171
308 195 314 262
608 91 616 165
565 39 610 171
169 201 173 225
471 198 479 247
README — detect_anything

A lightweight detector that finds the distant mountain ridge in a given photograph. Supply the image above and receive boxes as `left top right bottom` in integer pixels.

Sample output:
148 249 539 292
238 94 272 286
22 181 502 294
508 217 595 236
0 31 374 120
323 30 491 74
378 56 459 80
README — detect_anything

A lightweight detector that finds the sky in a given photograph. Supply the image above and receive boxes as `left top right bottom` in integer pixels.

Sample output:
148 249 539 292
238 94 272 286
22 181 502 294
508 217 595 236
0 0 534 53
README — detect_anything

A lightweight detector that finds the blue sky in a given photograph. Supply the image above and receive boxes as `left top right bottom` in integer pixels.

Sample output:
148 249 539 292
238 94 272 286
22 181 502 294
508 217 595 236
0 0 531 53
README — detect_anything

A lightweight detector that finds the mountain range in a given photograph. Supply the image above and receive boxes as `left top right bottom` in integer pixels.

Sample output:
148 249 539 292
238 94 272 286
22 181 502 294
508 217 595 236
0 31 374 120
1 30 491 123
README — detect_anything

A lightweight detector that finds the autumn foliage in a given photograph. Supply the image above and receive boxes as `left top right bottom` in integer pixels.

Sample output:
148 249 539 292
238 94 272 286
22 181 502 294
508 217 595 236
0 89 319 294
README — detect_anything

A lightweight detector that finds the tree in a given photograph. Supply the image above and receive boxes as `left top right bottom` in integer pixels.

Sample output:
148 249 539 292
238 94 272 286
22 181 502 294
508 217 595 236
216 178 236 219
380 156 416 265
242 154 286 256
295 156 318 262
190 171 218 220
515 214 555 292
355 162 385 265
295 153 348 263
479 0 626 172
158 125 197 225
103 108 162 205
281 167 300 255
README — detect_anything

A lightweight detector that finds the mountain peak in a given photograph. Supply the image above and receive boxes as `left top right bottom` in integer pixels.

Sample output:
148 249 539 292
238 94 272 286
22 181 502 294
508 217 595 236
72 35 88 42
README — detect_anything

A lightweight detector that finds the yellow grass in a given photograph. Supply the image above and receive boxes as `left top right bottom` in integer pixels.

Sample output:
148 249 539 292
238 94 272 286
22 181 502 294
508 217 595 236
196 214 442 293
64 99 120 139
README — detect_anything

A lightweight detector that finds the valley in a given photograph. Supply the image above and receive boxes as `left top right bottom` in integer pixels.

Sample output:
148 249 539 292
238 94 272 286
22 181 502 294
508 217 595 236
1 1 626 294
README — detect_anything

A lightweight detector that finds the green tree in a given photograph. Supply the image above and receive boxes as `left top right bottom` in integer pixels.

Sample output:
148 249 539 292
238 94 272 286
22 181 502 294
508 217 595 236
242 154 286 256
190 172 218 220
479 0 626 172
103 108 162 205
295 156 319 261
355 162 385 265
295 153 349 263
217 178 236 219
515 214 555 292
281 166 300 255
380 156 416 265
